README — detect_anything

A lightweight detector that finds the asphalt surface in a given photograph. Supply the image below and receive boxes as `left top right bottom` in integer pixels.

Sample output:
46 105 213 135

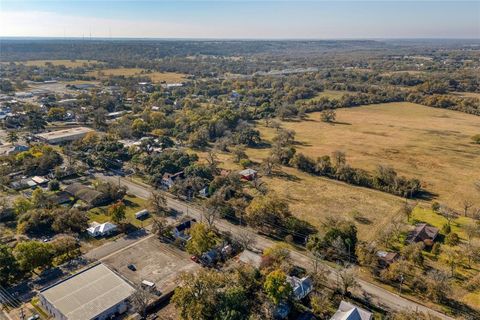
94 173 454 320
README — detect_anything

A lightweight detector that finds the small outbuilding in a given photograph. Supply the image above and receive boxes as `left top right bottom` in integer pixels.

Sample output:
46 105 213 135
238 168 257 181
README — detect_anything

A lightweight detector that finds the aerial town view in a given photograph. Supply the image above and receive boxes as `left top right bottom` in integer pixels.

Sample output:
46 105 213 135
0 0 479 319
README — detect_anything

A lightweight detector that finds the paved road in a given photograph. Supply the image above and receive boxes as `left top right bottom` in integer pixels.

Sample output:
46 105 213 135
95 173 454 320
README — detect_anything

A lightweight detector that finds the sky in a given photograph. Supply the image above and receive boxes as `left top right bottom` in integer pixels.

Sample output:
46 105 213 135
0 0 479 39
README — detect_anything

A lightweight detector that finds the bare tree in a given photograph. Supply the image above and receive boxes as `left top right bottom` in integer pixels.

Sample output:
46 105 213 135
438 205 458 226
151 217 172 240
148 191 168 216
401 200 417 222
130 287 152 318
337 266 359 296
234 229 256 250
462 199 474 217
206 150 219 175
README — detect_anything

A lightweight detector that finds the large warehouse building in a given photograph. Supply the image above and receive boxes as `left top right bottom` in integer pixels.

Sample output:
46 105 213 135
39 263 136 320
35 127 94 144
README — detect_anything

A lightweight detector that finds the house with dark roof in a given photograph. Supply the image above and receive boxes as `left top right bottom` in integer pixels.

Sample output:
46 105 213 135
376 251 399 268
286 276 313 300
64 183 108 207
161 171 184 189
406 223 439 244
173 219 196 241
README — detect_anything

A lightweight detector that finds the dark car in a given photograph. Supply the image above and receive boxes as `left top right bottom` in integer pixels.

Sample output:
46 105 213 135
127 264 137 271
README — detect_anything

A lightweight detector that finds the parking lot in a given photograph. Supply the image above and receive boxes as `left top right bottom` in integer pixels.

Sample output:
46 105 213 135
102 236 200 295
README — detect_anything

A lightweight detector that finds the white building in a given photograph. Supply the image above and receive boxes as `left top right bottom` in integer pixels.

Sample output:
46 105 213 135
39 263 135 320
35 127 94 144
331 301 373 320
87 222 117 237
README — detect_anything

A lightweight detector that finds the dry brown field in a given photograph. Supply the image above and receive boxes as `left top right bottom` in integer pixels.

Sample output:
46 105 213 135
206 102 480 241
257 102 480 212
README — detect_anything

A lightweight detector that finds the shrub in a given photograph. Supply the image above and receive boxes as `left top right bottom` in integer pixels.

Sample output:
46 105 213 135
445 232 460 246
442 223 451 235
472 134 480 144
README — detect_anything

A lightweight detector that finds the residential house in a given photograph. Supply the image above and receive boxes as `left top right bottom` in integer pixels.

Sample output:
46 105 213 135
286 276 313 300
31 176 49 187
331 301 373 320
173 219 196 241
161 171 184 189
330 301 373 320
406 223 439 244
64 183 109 207
239 168 257 181
376 251 399 268
87 222 118 237
47 191 73 206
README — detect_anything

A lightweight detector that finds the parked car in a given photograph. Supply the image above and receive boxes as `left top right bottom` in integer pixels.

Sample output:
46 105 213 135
127 264 137 271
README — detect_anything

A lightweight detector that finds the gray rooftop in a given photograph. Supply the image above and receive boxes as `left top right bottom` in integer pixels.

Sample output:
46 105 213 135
40 263 135 320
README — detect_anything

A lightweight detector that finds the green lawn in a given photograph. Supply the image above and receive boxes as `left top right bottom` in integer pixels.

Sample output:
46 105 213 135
87 195 149 228
412 207 475 240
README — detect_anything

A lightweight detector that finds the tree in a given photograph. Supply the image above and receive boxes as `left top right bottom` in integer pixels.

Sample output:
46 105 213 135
0 244 20 286
231 145 248 163
245 194 291 234
320 109 336 123
203 191 225 229
148 191 168 216
337 266 359 296
51 235 79 260
263 269 292 305
52 208 89 234
151 217 173 240
445 232 460 246
401 243 424 267
31 188 49 209
108 201 126 224
26 110 47 133
438 205 458 226
443 247 462 277
6 131 19 145
464 223 480 244
93 108 107 131
13 197 32 215
472 134 480 144
432 243 441 259
462 199 474 217
401 200 416 222
14 241 53 274
310 292 334 319
172 269 250 320
130 287 152 318
185 223 218 256
426 270 450 302
233 229 256 251
48 179 60 191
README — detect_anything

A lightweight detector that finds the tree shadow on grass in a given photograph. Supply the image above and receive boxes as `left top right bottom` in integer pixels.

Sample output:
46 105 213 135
272 170 301 182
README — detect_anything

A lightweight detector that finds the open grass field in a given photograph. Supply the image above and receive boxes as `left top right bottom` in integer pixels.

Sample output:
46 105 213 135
87 67 187 83
199 149 405 242
18 59 98 67
257 102 480 212
87 195 149 228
